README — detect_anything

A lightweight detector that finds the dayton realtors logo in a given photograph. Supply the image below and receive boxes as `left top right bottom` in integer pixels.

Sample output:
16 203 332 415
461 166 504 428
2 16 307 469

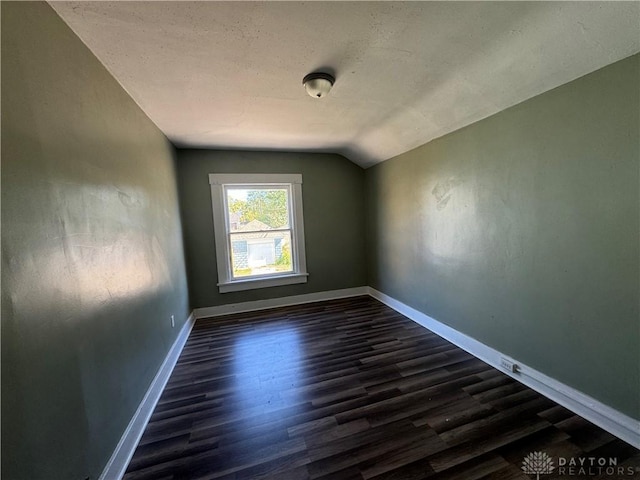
522 451 639 478
522 451 555 479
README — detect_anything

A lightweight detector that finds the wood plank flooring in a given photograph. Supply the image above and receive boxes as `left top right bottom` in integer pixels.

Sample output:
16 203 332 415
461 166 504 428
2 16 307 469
123 296 639 479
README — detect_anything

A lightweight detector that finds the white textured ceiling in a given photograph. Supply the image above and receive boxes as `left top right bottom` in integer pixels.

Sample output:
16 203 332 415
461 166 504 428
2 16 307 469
50 1 640 168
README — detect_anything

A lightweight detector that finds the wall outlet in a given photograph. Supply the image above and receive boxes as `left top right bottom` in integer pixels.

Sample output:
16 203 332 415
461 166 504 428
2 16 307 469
171 315 175 328
500 356 519 373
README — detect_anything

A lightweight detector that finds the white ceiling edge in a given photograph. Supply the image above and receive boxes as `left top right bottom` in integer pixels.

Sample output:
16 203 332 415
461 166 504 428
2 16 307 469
49 1 640 169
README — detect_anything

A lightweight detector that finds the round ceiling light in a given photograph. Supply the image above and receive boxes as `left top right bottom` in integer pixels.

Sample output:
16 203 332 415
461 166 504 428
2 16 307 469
302 72 335 99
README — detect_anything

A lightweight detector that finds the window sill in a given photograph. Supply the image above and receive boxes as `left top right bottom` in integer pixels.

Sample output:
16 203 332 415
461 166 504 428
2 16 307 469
218 273 308 293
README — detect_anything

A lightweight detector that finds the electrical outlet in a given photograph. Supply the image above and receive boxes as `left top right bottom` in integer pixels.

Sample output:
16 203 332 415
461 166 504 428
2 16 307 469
500 357 519 373
171 315 175 328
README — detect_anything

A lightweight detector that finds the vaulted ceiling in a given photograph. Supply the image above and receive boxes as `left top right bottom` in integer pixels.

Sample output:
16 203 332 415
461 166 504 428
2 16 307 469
50 1 640 168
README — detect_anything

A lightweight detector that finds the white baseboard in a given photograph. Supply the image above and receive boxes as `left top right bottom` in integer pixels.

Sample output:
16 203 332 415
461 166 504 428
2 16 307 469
368 287 640 449
193 286 369 319
99 288 367 479
99 312 196 480
100 286 638 480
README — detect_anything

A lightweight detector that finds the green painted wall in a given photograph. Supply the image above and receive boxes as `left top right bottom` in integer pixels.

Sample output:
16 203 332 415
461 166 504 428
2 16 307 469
1 3 190 479
2 2 636 477
177 149 367 308
366 54 640 419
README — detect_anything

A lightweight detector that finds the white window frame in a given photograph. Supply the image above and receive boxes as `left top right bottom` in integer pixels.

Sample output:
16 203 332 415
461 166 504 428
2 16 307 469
209 173 308 293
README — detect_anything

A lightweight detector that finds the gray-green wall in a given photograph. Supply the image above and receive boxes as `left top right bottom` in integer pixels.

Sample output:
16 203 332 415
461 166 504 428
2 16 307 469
2 2 637 477
1 3 190 479
176 150 367 308
366 54 640 420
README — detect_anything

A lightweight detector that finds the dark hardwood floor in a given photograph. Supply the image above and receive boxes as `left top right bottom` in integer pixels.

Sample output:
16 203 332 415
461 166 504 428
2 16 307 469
123 296 639 479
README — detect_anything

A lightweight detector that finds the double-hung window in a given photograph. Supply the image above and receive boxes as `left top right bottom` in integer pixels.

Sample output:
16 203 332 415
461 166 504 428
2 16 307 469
209 173 308 293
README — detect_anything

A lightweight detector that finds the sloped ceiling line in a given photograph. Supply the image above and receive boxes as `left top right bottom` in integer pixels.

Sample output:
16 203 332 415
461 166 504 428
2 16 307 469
50 1 640 168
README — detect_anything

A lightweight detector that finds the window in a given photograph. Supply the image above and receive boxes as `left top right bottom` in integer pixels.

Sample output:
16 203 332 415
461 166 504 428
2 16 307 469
209 173 308 293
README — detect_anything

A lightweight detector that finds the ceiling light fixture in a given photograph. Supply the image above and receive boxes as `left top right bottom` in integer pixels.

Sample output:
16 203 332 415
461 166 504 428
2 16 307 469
302 72 335 99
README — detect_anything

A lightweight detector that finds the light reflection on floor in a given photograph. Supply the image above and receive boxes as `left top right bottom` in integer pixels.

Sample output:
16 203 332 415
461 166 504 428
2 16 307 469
232 323 304 419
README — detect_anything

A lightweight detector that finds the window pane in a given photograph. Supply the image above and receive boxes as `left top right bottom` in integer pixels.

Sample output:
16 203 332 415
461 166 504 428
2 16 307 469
230 231 293 278
226 187 290 232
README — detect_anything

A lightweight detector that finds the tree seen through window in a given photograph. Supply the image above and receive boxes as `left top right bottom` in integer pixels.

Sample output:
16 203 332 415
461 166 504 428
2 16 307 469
226 188 293 278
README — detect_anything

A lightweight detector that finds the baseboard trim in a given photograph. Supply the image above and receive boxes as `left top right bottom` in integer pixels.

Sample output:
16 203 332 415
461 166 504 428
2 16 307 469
193 286 370 319
101 287 638 480
368 287 640 449
99 312 196 480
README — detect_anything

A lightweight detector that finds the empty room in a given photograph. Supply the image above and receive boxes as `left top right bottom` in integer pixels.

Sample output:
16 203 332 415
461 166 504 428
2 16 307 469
2 1 639 479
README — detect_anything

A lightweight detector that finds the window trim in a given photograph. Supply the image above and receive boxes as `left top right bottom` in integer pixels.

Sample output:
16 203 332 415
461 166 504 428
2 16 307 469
208 173 308 293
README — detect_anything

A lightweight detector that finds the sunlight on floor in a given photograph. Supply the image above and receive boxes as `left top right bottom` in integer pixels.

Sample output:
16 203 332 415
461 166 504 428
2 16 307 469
232 325 304 417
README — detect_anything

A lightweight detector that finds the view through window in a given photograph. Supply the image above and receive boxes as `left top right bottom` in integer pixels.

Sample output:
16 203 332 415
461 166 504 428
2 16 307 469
226 186 293 278
209 173 308 293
